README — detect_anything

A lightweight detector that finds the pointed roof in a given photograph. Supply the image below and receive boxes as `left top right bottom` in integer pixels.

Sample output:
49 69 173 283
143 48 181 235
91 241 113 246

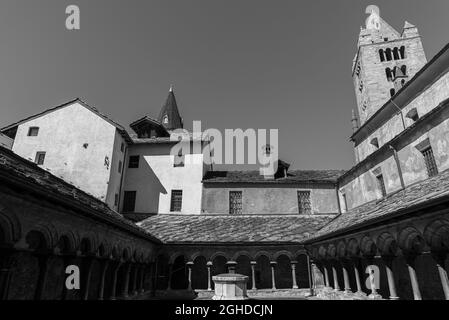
157 86 183 130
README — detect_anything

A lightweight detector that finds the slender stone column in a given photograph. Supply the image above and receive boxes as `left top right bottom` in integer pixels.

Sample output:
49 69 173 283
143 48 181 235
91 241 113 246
82 257 94 300
352 259 363 294
323 262 331 288
270 261 277 290
167 263 173 290
291 260 298 289
206 261 212 291
331 262 340 291
109 262 120 300
250 261 257 290
383 256 399 300
405 255 422 300
186 261 194 291
132 265 139 295
366 261 382 299
121 263 131 298
34 255 50 300
341 261 351 294
98 260 109 300
139 265 145 293
432 252 449 300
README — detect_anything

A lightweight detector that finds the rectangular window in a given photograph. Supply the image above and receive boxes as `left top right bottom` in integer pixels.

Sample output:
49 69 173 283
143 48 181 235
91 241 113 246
297 191 312 214
28 127 39 136
35 152 46 165
123 191 136 212
128 155 140 168
118 160 123 173
229 191 242 215
376 174 387 197
422 147 438 177
170 190 183 212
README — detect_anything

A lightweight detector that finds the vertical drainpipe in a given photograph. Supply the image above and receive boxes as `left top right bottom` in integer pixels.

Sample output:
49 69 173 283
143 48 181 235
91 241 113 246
389 145 405 190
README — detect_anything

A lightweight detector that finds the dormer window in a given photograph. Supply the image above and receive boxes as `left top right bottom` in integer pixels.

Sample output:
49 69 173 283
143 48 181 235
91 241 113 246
163 115 169 124
406 108 419 122
370 137 379 149
28 127 39 136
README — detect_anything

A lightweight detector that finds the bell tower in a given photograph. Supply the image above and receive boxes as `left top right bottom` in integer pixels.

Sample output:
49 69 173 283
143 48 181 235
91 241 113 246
352 5 427 126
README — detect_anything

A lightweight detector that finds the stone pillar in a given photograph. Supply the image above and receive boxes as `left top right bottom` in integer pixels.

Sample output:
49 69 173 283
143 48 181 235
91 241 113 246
250 261 257 290
341 261 351 294
139 265 145 293
383 256 399 300
0 251 17 301
98 260 109 300
206 261 212 291
352 258 363 295
366 261 382 299
270 261 277 290
132 265 139 295
34 255 49 300
121 263 131 298
186 261 194 291
433 252 449 300
405 255 422 300
109 262 121 300
331 262 340 291
291 260 298 289
167 263 173 290
226 261 237 274
82 257 94 300
323 262 331 288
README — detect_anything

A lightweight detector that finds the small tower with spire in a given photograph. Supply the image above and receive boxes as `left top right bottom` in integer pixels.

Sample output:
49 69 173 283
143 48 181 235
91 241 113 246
352 5 427 126
157 85 184 131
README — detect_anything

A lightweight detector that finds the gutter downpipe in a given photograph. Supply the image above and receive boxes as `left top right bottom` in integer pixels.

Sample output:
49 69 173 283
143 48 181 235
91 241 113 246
389 144 406 190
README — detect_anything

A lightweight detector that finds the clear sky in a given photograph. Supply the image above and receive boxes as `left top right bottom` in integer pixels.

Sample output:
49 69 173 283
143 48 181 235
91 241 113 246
0 0 448 170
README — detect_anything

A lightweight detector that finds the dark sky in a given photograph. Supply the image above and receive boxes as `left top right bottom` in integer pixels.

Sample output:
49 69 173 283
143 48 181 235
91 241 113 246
0 0 448 170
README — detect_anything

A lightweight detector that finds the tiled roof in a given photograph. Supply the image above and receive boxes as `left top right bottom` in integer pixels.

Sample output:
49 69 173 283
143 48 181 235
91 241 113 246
139 214 335 244
203 170 346 184
0 146 161 243
308 169 449 242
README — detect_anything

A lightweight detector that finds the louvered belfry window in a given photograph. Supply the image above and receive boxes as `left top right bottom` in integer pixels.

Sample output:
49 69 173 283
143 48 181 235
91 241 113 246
229 191 242 214
170 190 183 212
298 191 312 215
422 147 438 177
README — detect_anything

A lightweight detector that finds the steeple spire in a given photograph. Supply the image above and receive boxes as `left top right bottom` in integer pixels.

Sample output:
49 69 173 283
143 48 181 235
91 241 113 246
157 85 183 130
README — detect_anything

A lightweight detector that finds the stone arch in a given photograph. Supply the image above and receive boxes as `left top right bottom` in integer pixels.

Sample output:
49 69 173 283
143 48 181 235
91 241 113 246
232 250 252 262
192 255 208 290
26 222 58 250
0 207 21 245
326 244 337 259
336 241 347 258
190 251 204 262
122 246 132 261
79 237 94 255
423 219 449 251
294 249 308 258
254 251 272 261
393 47 400 60
360 236 377 256
209 251 229 262
318 246 327 259
385 48 392 61
273 250 293 261
25 229 50 251
376 232 398 256
169 252 186 265
111 245 122 260
398 226 426 254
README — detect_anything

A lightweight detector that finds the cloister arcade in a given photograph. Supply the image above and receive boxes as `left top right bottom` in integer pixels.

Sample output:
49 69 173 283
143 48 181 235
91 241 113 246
153 246 312 293
307 213 449 300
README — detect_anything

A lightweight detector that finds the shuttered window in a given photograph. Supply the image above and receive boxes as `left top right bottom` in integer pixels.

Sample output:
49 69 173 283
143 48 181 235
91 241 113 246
170 190 183 212
297 191 312 214
229 191 242 215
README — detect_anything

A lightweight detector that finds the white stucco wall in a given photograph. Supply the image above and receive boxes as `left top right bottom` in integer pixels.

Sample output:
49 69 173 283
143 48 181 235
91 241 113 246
123 142 205 214
0 133 13 149
11 102 122 208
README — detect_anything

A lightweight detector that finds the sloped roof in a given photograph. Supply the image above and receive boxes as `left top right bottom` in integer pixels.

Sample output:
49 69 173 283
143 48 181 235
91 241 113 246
139 214 335 244
203 170 346 184
0 98 133 143
0 145 161 244
157 89 183 130
308 169 449 242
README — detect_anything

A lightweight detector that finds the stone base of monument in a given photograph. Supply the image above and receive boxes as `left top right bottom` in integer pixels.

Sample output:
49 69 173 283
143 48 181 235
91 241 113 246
212 274 249 300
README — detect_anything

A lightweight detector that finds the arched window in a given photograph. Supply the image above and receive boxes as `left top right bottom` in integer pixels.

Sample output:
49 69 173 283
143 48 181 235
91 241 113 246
401 65 407 75
400 46 406 59
385 48 392 61
401 79 406 86
393 47 400 60
379 49 385 62
390 88 396 97
385 68 393 82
